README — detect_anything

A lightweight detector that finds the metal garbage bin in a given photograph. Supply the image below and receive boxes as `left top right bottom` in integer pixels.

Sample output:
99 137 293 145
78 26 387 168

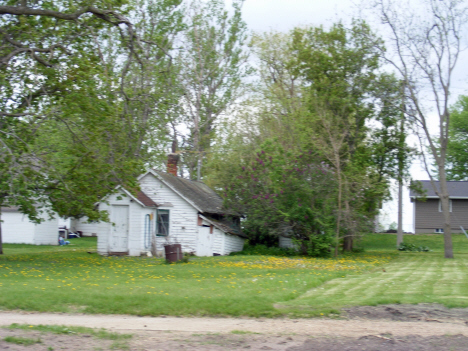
164 244 182 262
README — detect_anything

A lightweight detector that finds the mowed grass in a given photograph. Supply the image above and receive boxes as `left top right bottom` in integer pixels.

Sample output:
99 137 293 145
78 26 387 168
0 237 392 317
1 234 467 317
360 233 468 253
279 233 468 315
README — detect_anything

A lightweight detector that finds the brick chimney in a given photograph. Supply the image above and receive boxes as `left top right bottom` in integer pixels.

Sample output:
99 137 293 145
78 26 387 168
167 153 179 176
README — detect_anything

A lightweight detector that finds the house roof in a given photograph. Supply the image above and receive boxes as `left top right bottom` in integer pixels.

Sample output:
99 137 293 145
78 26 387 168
409 180 468 199
1 206 20 213
106 188 157 208
201 214 247 238
136 191 158 207
152 171 228 215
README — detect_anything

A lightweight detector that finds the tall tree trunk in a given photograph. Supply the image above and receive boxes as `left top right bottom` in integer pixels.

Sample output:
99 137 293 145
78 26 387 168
397 88 405 247
334 160 342 257
0 207 3 255
396 179 403 246
438 167 453 259
342 199 353 252
197 156 202 181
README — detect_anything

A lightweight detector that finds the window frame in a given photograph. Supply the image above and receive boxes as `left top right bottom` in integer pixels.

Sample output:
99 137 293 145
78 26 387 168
156 209 170 237
438 199 452 213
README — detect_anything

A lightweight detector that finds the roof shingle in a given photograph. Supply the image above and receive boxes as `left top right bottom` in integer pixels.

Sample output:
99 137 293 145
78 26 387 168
136 191 158 207
409 180 468 198
155 171 227 215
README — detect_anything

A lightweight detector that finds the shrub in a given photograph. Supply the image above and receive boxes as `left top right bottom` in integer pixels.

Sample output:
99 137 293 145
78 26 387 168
397 242 431 252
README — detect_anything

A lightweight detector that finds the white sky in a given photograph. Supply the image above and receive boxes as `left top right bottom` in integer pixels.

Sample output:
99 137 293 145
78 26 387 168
241 0 357 32
233 0 468 232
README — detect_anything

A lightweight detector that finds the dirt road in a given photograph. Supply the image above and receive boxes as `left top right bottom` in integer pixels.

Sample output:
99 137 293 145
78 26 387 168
1 304 468 350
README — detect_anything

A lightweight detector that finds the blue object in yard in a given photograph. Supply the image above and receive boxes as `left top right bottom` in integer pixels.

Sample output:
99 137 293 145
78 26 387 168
68 233 79 239
59 237 70 245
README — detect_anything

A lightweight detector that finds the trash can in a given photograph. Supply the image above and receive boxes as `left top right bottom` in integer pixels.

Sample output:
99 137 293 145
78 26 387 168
164 244 182 262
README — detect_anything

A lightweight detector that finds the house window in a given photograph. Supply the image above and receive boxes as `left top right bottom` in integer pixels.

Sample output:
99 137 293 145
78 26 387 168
435 228 444 233
156 209 170 236
438 200 452 212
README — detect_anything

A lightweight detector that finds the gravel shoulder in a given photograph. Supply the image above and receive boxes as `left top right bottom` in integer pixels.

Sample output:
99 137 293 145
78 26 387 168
1 304 468 351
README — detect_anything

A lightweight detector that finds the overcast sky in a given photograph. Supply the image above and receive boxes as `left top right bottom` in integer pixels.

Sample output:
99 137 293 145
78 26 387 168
241 0 357 32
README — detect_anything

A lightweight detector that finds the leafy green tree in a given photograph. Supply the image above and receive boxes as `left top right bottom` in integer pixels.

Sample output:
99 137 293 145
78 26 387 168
446 95 468 181
0 0 179 253
288 21 402 252
223 140 337 257
208 22 410 254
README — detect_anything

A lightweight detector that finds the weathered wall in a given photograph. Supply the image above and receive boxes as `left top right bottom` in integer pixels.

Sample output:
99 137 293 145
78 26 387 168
96 192 156 256
140 173 199 254
222 233 244 255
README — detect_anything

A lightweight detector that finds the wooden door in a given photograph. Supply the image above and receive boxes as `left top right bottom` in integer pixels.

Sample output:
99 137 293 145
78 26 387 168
196 226 213 256
110 205 129 253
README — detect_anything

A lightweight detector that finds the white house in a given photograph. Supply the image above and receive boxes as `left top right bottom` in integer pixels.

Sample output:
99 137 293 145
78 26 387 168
1 207 59 245
73 154 246 257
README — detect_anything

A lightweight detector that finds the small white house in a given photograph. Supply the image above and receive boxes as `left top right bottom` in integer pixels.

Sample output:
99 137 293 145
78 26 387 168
1 207 59 245
73 157 246 257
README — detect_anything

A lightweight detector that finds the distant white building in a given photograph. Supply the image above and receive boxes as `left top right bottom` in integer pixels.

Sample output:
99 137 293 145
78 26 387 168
1 207 59 245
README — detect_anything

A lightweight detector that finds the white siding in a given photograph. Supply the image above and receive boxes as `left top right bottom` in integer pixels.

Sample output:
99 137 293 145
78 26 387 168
2 211 58 245
197 219 245 256
95 192 157 257
70 219 99 237
140 174 199 254
212 228 224 255
34 216 59 245
96 219 110 256
2 212 36 244
222 234 245 255
92 172 245 257
139 209 157 253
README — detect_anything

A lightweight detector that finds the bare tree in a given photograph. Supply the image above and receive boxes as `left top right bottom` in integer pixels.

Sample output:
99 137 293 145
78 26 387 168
370 0 468 258
177 0 249 180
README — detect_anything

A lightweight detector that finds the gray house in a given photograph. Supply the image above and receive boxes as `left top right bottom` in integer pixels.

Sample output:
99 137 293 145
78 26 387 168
410 180 468 234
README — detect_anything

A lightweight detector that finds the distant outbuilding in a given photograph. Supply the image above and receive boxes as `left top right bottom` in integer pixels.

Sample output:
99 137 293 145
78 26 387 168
410 180 468 234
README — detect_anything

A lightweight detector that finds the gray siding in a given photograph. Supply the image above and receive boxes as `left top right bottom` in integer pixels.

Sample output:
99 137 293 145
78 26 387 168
414 199 468 233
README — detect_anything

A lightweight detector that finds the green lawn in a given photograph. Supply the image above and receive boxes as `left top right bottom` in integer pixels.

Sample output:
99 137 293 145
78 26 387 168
0 237 392 317
278 233 468 315
1 234 467 317
360 233 468 253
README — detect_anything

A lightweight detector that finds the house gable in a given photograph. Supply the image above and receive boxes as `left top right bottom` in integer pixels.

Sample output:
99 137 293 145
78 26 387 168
139 172 200 252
